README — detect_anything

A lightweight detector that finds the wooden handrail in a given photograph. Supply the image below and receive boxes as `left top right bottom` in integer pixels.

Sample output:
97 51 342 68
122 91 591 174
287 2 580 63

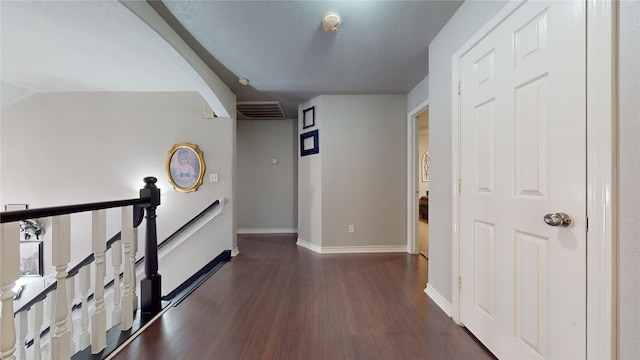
0 198 149 224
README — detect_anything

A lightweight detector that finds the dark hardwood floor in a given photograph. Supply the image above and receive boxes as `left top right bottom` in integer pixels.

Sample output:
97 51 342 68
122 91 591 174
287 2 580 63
113 234 495 360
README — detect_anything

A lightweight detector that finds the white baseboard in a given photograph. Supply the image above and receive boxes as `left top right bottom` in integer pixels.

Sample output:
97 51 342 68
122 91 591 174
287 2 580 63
425 283 453 317
296 238 322 253
237 228 297 234
231 247 239 257
296 238 407 254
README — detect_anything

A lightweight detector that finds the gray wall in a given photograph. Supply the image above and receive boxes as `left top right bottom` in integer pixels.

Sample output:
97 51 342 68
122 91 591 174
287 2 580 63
297 95 407 250
426 0 509 304
321 95 407 248
1 91 236 294
237 119 298 232
618 1 640 356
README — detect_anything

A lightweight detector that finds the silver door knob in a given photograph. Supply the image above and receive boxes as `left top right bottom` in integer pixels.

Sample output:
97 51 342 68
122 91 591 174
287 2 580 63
544 213 572 227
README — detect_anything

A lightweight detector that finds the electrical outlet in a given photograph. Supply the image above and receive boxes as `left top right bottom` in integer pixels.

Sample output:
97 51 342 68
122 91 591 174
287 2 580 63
348 225 355 233
269 158 277 164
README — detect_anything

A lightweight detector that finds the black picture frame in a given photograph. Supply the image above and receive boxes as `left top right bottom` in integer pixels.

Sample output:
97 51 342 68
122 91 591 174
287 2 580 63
300 130 319 156
20 241 43 277
302 106 315 129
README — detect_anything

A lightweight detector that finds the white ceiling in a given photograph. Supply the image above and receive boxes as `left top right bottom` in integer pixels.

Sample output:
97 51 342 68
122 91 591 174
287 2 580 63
0 1 196 106
1 1 463 118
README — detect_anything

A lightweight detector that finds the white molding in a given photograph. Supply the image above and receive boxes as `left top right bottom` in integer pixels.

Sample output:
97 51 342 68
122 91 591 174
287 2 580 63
406 99 430 255
450 0 616 356
317 245 407 254
296 238 322 253
237 228 297 234
425 283 452 318
296 239 406 254
154 199 225 258
586 1 617 358
231 247 239 257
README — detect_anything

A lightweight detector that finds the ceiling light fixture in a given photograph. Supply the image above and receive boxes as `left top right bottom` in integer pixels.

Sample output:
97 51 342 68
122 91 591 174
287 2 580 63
239 77 250 86
322 12 341 33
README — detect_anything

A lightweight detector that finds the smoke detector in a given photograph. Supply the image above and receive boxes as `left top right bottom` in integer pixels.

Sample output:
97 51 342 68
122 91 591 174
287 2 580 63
322 12 341 33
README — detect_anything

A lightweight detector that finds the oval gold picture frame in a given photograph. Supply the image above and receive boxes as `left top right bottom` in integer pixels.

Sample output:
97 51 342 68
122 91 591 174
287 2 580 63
166 143 206 193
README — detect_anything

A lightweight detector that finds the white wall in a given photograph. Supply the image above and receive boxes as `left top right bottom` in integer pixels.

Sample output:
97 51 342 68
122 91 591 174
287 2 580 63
298 95 407 251
1 91 235 295
407 75 429 113
237 119 297 233
427 0 509 304
297 99 322 248
618 1 640 356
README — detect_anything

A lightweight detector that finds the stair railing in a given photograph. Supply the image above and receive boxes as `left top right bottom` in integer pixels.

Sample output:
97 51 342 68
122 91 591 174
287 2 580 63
0 176 161 360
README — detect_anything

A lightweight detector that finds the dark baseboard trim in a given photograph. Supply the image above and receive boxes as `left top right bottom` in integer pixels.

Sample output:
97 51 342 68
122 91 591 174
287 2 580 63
72 300 171 360
162 250 231 306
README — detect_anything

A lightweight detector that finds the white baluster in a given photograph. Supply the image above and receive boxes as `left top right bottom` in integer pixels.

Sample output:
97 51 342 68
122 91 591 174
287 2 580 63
132 226 139 312
111 240 122 326
91 210 107 354
0 222 20 360
120 206 134 330
46 286 56 360
16 311 27 360
32 301 43 360
51 215 71 359
78 266 90 350
66 276 76 354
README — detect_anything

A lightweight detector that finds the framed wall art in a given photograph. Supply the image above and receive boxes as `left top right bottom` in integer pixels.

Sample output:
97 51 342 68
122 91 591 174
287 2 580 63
422 149 430 182
166 143 206 193
300 130 319 156
4 203 28 212
20 241 43 276
302 106 315 129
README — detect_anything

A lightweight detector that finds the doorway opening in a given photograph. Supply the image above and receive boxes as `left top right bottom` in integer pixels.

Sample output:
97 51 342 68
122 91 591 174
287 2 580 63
417 108 429 262
407 101 430 284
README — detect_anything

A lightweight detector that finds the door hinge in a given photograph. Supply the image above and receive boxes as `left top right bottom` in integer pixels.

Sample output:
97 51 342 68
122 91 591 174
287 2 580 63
586 216 589 232
458 178 462 193
458 81 461 95
458 276 462 290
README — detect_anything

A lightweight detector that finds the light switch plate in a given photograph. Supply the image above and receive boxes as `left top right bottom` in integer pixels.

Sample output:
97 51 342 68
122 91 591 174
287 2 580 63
210 173 219 182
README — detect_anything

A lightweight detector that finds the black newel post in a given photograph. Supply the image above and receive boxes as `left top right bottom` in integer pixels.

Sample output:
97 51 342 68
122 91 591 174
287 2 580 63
139 176 162 315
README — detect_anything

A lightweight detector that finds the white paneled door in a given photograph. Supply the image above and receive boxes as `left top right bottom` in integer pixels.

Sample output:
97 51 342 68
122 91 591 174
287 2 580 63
458 1 586 358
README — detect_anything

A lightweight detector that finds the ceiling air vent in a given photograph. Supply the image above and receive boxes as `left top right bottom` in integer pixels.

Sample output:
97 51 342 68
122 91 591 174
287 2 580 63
237 101 286 120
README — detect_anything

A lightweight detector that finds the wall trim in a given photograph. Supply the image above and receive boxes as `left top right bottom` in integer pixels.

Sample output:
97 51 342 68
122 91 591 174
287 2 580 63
425 283 452 317
296 238 322 253
237 228 297 234
406 99 430 255
585 1 617 358
297 239 406 254
154 198 225 259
